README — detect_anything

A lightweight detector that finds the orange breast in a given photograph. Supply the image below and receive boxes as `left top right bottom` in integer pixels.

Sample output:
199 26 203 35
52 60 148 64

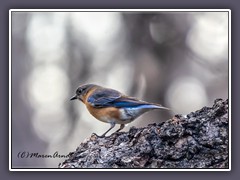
83 87 121 123
86 104 120 123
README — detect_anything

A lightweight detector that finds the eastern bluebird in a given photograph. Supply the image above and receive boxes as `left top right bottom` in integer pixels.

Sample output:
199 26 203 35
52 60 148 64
70 84 170 137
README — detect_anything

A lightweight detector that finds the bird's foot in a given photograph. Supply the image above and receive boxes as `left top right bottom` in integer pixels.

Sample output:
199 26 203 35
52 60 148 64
92 133 106 138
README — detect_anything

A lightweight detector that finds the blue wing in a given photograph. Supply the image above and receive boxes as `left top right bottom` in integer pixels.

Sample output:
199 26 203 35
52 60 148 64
112 98 167 110
87 88 122 107
87 88 157 108
111 98 150 108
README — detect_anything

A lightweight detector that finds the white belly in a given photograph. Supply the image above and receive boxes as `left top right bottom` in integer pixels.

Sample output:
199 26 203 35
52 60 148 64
119 108 150 123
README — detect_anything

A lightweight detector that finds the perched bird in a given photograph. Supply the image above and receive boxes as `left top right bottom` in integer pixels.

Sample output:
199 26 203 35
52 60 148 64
70 84 170 137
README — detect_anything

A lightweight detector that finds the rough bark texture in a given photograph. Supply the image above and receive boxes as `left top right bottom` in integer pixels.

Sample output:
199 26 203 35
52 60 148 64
59 99 229 169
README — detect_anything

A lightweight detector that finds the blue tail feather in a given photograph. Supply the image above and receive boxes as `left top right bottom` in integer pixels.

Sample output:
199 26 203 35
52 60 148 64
113 100 168 110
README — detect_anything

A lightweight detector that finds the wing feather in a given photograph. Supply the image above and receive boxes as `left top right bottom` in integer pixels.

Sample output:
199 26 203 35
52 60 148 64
87 88 122 107
87 88 165 109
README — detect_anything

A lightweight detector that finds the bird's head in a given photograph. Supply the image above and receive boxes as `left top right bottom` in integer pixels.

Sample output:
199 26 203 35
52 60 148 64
70 84 98 102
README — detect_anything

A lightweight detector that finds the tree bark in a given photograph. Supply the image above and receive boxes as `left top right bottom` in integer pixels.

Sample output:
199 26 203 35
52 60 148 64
59 99 229 168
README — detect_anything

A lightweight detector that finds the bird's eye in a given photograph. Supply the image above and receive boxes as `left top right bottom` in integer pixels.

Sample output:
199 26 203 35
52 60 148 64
76 88 82 94
77 87 87 95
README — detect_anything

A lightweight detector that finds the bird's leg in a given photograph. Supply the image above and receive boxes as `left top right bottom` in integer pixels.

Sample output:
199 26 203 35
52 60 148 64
94 122 116 138
116 124 125 132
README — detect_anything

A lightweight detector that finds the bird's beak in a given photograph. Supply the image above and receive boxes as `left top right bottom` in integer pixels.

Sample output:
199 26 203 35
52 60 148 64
70 95 77 101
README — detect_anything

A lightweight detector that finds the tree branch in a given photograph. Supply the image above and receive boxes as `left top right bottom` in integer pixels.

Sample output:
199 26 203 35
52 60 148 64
59 99 229 168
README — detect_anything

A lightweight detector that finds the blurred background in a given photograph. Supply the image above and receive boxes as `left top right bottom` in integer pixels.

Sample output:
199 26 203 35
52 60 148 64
11 11 229 168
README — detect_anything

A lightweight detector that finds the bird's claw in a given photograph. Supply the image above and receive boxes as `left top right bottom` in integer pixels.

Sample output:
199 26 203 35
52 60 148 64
92 133 105 138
